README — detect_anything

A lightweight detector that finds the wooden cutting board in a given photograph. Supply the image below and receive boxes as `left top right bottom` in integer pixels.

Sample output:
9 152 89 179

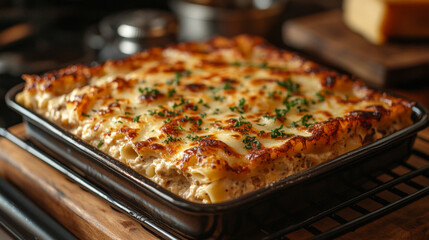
0 124 429 239
282 10 429 87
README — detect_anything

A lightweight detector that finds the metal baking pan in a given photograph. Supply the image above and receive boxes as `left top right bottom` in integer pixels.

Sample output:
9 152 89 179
5 83 429 239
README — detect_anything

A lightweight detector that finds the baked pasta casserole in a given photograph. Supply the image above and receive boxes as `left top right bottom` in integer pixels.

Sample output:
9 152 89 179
16 35 414 203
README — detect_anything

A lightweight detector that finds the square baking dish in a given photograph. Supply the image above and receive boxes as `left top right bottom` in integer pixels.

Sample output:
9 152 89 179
6 83 428 239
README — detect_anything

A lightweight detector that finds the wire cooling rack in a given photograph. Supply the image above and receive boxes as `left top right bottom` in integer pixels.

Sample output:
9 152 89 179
1 127 428 240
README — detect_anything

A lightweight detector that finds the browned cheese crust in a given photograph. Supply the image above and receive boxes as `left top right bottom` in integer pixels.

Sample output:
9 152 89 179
16 35 414 203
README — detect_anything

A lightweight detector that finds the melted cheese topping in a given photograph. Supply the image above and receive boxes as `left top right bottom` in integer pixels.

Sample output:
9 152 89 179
16 35 414 203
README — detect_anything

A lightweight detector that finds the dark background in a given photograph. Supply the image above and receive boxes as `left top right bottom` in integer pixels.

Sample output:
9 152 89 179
0 0 342 127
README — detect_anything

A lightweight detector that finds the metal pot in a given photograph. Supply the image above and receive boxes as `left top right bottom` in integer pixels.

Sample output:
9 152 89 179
170 0 287 41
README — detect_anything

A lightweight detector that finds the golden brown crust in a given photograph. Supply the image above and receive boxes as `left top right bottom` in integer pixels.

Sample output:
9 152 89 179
16 35 414 203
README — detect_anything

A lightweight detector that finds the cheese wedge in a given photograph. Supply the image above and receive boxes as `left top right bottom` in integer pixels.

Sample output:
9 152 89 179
344 0 429 44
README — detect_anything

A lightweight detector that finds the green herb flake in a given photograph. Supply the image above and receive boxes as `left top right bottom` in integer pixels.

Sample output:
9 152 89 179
213 96 225 102
316 91 325 102
173 125 185 131
186 134 207 141
242 134 261 150
168 89 176 97
291 114 315 128
97 141 104 148
270 125 293 139
163 133 182 144
230 98 246 113
277 78 300 94
233 116 252 129
139 87 160 96
173 97 189 109
133 115 141 122
197 118 203 130
223 82 235 90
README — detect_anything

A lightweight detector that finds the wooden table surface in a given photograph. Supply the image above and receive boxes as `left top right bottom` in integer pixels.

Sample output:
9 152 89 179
0 124 428 239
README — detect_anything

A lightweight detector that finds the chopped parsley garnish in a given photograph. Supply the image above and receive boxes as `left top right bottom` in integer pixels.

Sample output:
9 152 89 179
263 108 288 121
125 111 132 115
115 121 123 124
163 133 181 144
173 97 189 109
259 62 268 68
91 109 97 113
233 116 252 128
213 96 226 102
148 110 157 116
213 108 220 114
244 75 252 79
81 113 90 117
173 125 185 131
186 134 208 141
316 91 325 102
139 87 160 97
316 90 333 102
133 115 141 122
223 82 235 90
199 113 207 118
167 71 191 85
270 125 292 139
297 106 308 113
277 78 300 94
96 141 104 148
182 116 203 130
197 99 210 108
163 118 171 123
229 98 246 113
275 108 288 118
268 90 281 100
168 88 176 97
231 61 242 66
243 134 261 150
174 72 182 84
197 119 203 129
291 114 315 128
283 97 309 112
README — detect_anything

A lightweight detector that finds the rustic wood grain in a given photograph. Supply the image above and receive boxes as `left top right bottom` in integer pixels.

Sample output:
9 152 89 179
0 124 157 240
282 10 429 87
0 124 428 239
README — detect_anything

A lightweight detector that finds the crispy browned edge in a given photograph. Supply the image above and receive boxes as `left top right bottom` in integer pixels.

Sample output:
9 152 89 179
18 35 415 179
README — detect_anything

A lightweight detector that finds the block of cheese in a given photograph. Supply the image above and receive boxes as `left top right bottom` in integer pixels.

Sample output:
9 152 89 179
343 0 429 44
